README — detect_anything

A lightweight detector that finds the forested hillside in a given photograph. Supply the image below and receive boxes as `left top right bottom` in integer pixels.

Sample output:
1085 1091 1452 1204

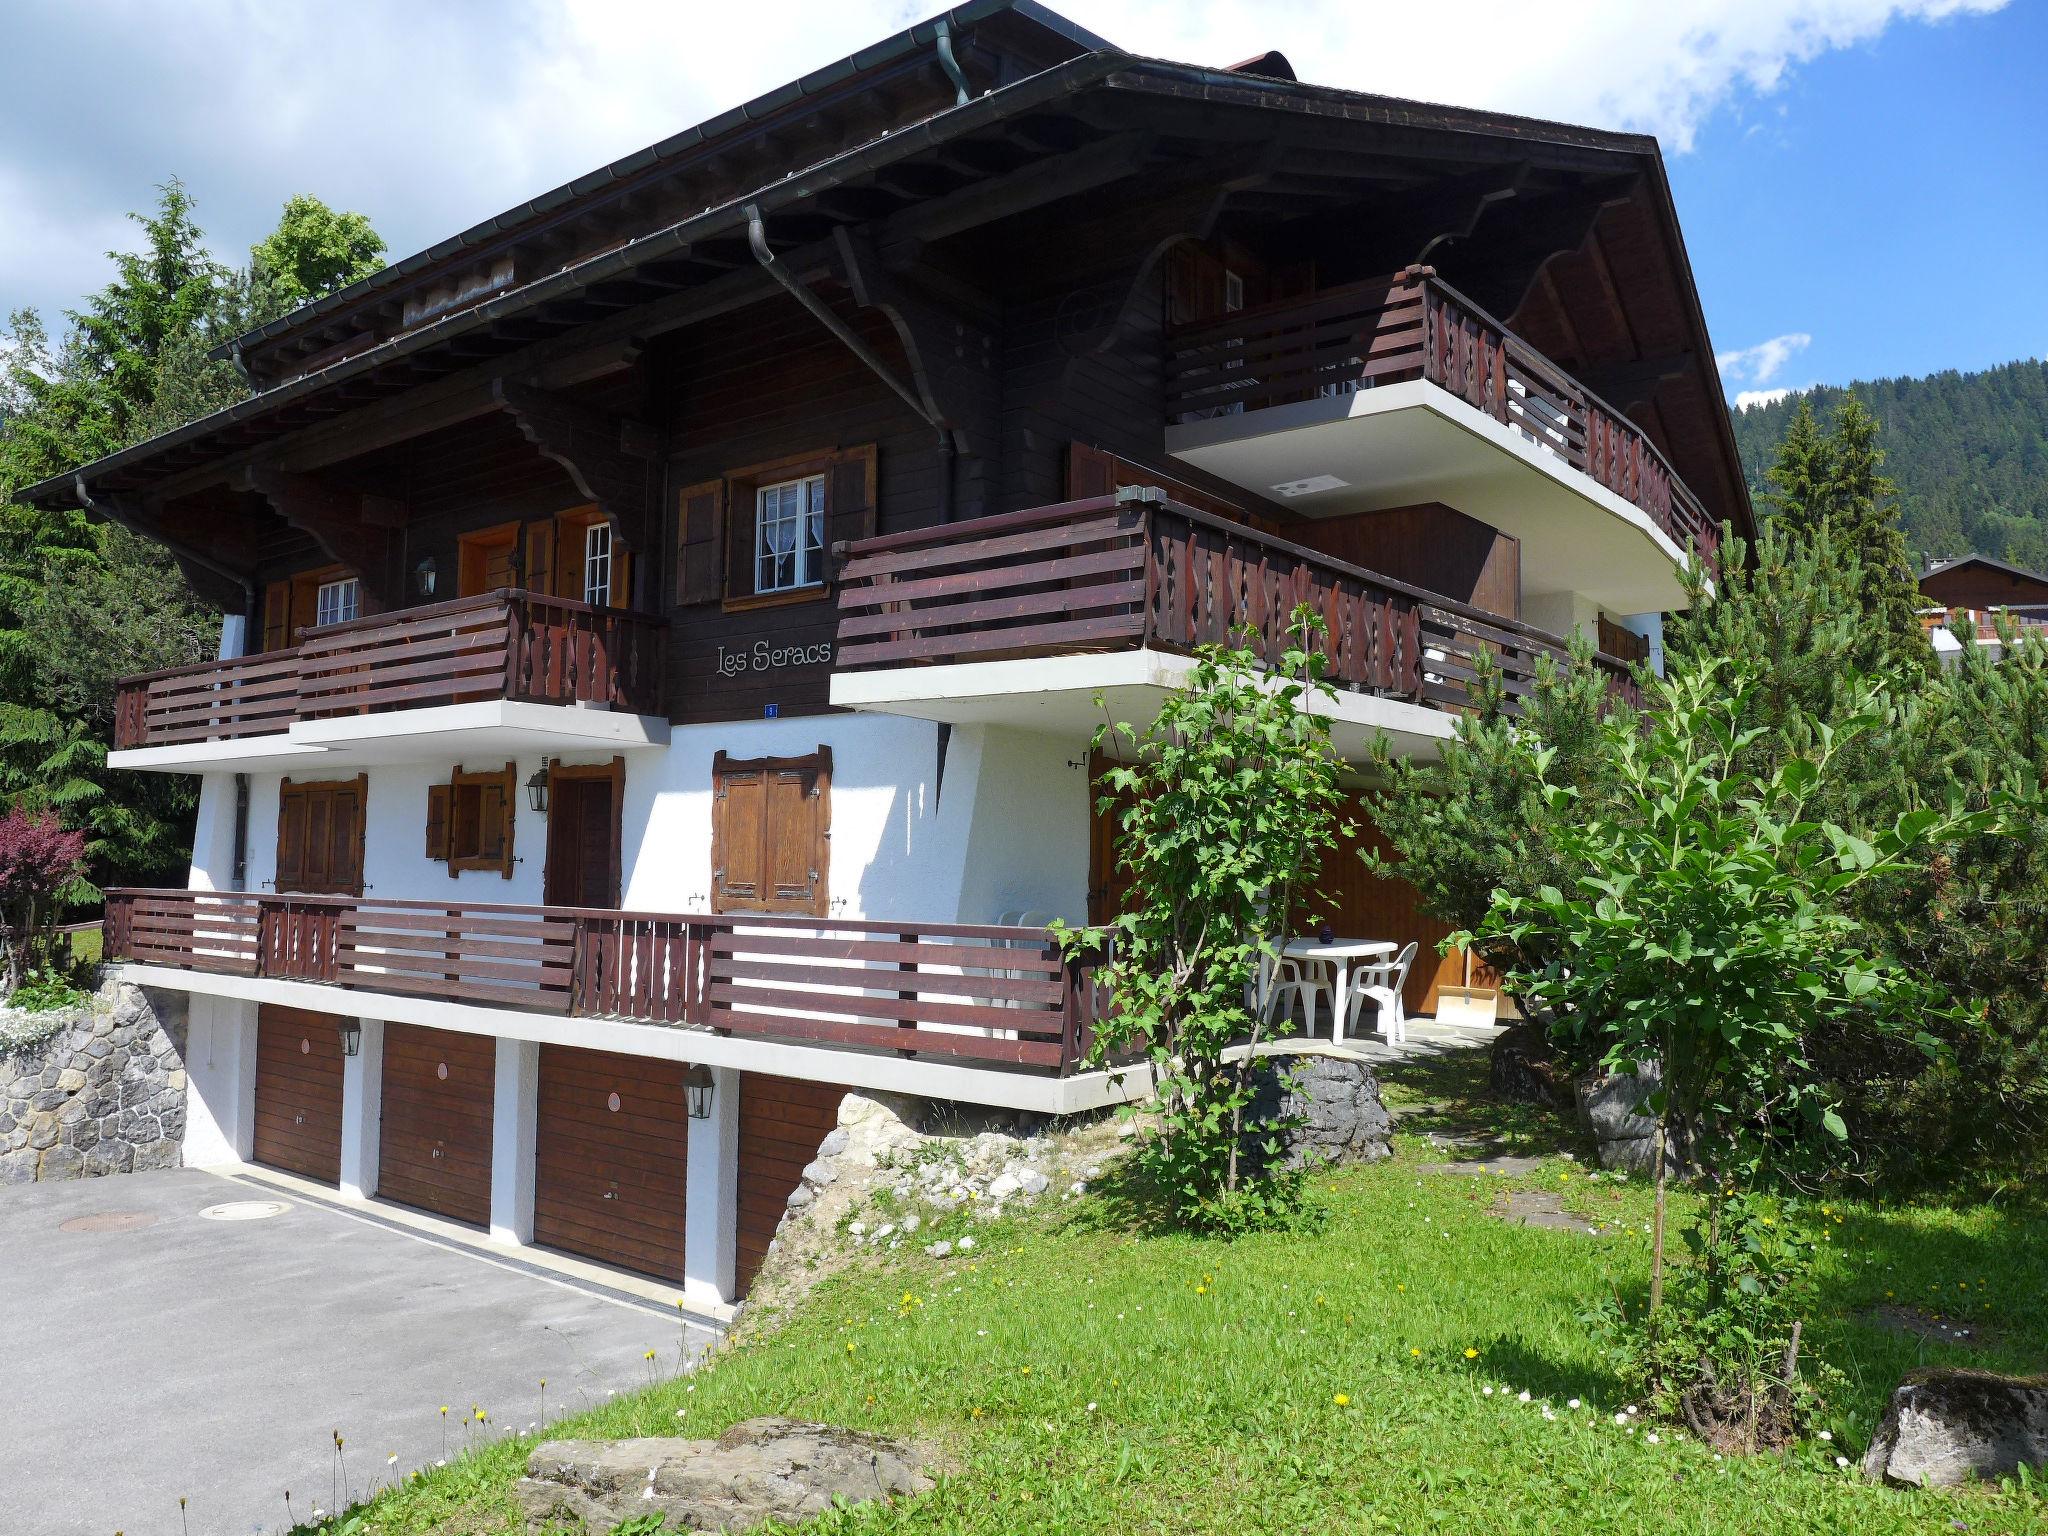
1729 358 2048 569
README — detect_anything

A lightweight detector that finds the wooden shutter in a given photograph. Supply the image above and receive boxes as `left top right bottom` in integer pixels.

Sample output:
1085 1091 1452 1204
724 486 758 602
555 518 587 607
675 480 724 605
1067 442 1121 500
328 776 366 895
824 446 878 568
712 748 830 916
262 581 291 652
426 783 450 860
276 780 308 891
712 755 765 910
289 574 322 640
522 522 553 596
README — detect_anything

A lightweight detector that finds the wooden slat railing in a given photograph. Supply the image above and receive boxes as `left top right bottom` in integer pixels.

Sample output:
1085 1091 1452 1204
835 492 1640 718
112 589 666 749
102 891 1101 1075
1163 265 1720 563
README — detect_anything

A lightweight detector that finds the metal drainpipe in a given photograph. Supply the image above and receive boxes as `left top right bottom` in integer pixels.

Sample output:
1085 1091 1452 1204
745 205 957 523
933 18 971 107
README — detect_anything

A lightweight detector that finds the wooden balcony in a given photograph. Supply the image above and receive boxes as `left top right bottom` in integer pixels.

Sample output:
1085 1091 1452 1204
1163 266 1720 570
111 590 666 756
103 889 1100 1075
833 492 1638 723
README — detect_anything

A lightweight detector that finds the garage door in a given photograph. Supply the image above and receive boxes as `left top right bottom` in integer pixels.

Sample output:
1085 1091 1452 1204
533 1047 688 1284
252 1005 345 1184
736 1074 845 1295
377 1024 495 1226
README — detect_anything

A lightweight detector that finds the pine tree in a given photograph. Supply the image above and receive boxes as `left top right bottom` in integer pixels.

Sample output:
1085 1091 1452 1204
1761 400 1836 535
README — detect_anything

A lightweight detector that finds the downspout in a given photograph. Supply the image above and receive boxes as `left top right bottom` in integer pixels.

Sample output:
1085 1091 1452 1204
933 18 971 106
745 205 957 524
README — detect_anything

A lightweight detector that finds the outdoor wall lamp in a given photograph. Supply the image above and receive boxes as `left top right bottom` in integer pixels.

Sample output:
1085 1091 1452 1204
684 1064 716 1120
414 556 438 597
337 1019 362 1058
525 765 550 814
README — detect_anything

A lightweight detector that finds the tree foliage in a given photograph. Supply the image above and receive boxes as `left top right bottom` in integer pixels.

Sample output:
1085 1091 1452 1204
0 806 89 992
249 193 387 321
1058 610 1348 1232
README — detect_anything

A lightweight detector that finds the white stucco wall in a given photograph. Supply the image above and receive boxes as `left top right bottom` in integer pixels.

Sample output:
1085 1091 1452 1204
182 714 1095 927
1523 589 1602 645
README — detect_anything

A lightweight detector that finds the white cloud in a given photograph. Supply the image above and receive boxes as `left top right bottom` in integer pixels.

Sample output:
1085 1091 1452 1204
1733 387 1798 410
0 0 2010 327
1717 333 1815 386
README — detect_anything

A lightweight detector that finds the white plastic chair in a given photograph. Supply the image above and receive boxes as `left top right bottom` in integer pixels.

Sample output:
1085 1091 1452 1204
1347 942 1417 1044
1266 954 1334 1037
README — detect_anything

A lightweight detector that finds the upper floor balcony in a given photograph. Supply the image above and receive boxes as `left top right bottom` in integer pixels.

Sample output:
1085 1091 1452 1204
1162 266 1718 620
110 589 669 772
828 490 1636 761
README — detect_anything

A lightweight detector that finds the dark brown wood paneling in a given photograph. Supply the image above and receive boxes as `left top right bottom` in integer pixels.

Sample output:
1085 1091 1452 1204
533 1046 687 1284
1294 503 1520 620
736 1074 845 1294
252 1004 345 1184
377 1023 495 1226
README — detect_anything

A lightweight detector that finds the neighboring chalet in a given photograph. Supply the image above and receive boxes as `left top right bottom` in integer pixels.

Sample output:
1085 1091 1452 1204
1919 554 2048 664
24 1 1752 1311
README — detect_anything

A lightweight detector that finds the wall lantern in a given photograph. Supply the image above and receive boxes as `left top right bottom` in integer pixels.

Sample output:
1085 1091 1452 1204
684 1064 717 1120
525 765 550 814
414 556 438 597
337 1019 362 1058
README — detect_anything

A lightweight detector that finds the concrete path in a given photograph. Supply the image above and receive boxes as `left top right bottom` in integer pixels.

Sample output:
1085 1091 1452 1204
0 1168 713 1536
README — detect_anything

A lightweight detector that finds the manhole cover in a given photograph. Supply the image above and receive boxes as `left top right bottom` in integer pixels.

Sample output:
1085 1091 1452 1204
198 1199 293 1222
58 1211 158 1234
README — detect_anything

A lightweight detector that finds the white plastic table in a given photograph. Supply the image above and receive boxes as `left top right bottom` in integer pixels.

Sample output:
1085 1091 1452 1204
1277 937 1396 1042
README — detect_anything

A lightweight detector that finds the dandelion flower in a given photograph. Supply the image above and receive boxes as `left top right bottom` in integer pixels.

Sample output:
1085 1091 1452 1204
1835 1455 1849 1469
1334 1393 1351 1407
1482 1387 1494 1396
1817 1430 1833 1443
1463 1348 1478 1359
387 1454 398 1466
1646 1433 1661 1445
1517 1390 1531 1403
1410 1348 1422 1358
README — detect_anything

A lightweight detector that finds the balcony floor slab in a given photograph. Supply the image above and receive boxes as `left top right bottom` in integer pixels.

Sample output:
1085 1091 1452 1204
831 647 1457 762
1166 380 1694 616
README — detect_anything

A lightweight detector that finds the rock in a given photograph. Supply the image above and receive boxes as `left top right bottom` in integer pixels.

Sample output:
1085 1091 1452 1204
1490 1022 1570 1108
1862 1369 2048 1488
54 1067 86 1094
799 1159 837 1188
1244 1054 1393 1171
514 1417 948 1533
1018 1169 1050 1196
27 1112 58 1151
1576 1062 1692 1175
37 1145 83 1180
784 1183 814 1210
987 1172 1022 1201
835 1091 923 1168
924 1240 953 1258
83 1139 133 1177
0 1149 36 1186
815 1127 850 1159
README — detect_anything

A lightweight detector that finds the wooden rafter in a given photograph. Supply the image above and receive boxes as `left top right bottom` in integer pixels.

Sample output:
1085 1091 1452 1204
492 379 660 557
237 465 405 610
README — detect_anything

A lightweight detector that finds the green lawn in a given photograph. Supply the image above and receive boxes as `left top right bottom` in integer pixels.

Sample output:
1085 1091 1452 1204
298 1056 2047 1536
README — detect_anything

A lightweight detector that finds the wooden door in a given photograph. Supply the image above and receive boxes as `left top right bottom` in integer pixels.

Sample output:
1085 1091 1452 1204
736 1074 845 1294
543 761 622 908
252 1005 345 1183
532 1047 687 1283
1301 797 1466 1017
376 1023 495 1226
458 523 520 597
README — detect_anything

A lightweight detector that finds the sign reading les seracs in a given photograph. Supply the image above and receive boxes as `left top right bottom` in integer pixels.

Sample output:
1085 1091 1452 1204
716 639 834 678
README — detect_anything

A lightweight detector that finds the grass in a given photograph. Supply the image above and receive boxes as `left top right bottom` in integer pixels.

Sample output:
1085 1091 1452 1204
296 1056 2048 1536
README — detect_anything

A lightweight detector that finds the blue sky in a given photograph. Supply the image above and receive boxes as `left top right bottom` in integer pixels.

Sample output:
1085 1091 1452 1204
1 1 2036 403
1673 0 2047 404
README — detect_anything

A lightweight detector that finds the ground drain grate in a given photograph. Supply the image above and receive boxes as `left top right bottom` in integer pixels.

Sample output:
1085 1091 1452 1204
58 1211 158 1234
198 1199 293 1222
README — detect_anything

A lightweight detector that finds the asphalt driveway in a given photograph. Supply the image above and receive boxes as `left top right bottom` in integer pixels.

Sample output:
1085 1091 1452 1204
0 1168 714 1536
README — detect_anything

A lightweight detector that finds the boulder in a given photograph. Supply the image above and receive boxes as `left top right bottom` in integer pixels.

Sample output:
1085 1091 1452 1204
1246 1054 1392 1170
1575 1061 1690 1175
515 1417 949 1532
1490 1022 1570 1108
1861 1369 2048 1488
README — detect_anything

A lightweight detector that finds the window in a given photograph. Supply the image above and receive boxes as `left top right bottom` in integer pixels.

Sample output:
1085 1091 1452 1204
276 777 367 896
582 521 613 607
314 577 361 628
754 475 826 594
711 748 831 915
426 762 517 878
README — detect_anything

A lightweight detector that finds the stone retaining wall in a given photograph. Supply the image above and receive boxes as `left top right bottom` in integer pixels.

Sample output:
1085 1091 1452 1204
0 980 187 1184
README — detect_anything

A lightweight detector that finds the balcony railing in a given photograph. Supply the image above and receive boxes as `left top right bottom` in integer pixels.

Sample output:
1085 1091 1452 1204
834 492 1639 716
1163 265 1720 562
111 590 666 751
103 889 1100 1075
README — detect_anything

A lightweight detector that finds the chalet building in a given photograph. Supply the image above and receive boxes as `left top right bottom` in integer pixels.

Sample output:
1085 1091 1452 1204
25 1 1751 1312
1919 554 2048 663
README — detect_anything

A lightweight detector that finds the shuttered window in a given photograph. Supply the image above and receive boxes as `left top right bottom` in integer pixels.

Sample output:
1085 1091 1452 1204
275 776 368 896
711 748 830 916
672 445 875 607
425 762 517 879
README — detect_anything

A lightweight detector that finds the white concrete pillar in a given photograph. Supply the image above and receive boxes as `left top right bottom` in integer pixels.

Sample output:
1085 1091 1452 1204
683 1064 741 1308
339 1018 384 1201
1620 611 1666 676
489 1037 540 1246
181 995 258 1167
217 613 248 662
